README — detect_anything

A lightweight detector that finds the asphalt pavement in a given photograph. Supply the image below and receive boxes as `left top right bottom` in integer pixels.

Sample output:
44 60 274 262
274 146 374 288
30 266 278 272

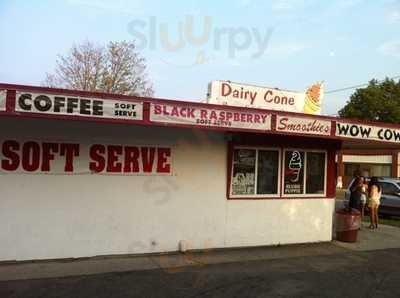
1 247 400 298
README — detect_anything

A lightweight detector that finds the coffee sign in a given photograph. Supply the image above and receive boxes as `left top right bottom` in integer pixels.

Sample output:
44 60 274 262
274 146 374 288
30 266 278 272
15 91 143 121
276 116 331 136
0 90 6 111
336 121 400 143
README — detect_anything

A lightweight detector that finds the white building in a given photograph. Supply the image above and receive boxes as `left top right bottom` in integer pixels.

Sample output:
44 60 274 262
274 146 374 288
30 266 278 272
0 83 397 261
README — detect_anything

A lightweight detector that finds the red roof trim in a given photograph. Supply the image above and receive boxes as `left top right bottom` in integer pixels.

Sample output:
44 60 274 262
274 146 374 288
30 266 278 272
2 83 400 145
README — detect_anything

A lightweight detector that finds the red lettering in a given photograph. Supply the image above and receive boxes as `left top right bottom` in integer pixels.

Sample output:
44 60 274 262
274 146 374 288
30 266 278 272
106 145 122 172
187 108 195 118
1 140 20 171
157 148 171 173
141 147 156 172
89 144 106 172
22 142 40 172
209 111 217 120
154 104 162 115
41 143 59 171
200 109 208 119
277 117 288 130
123 146 140 172
60 143 79 172
171 106 179 117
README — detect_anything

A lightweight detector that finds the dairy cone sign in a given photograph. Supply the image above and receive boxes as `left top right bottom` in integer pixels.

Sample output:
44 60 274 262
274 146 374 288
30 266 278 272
207 81 324 115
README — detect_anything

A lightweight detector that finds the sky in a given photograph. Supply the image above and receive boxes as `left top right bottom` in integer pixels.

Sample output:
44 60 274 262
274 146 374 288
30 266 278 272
0 0 399 115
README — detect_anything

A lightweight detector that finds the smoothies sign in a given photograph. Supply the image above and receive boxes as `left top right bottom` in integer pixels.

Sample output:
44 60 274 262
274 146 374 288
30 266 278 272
207 81 324 115
276 115 331 136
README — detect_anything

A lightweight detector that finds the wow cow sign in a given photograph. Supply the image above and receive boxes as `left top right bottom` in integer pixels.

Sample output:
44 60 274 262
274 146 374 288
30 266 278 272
0 140 172 175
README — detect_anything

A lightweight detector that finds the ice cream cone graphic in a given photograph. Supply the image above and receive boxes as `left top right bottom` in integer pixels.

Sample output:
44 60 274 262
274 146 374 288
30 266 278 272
288 151 302 183
303 81 323 114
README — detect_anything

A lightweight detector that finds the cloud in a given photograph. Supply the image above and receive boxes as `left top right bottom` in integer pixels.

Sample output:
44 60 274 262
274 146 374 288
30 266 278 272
271 0 307 11
334 0 363 8
377 40 400 58
388 10 400 23
267 42 309 55
67 0 144 15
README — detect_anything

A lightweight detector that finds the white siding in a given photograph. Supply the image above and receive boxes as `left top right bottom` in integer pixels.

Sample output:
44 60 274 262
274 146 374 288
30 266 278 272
0 118 334 261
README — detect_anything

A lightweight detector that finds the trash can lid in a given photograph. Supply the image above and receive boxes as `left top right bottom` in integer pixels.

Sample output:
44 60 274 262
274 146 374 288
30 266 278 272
336 208 361 215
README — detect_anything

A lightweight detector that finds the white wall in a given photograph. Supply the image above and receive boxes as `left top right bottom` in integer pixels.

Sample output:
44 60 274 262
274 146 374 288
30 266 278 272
0 117 334 261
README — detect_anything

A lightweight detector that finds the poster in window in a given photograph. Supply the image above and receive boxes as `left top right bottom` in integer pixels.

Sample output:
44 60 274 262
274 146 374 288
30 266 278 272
231 149 256 195
257 150 279 194
284 151 304 195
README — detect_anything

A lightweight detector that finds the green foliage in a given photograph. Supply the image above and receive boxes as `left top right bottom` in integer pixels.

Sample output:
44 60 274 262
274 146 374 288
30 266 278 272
338 78 400 123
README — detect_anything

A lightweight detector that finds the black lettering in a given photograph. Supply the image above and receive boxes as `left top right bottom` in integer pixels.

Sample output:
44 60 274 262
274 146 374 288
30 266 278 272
54 97 65 112
66 98 79 113
393 130 400 141
349 125 359 137
34 95 52 112
18 94 32 111
336 123 350 135
79 99 91 115
92 100 103 115
359 126 371 138
378 129 384 140
384 129 393 140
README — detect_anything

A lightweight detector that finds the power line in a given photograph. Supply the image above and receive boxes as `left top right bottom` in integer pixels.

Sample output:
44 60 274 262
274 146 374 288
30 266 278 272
325 75 400 94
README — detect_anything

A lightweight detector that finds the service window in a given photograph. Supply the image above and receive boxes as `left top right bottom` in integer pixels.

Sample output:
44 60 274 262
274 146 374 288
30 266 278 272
282 149 327 197
305 152 326 194
230 148 280 198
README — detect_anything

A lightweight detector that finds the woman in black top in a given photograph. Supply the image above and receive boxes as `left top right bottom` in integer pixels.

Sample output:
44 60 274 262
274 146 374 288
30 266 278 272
349 176 363 211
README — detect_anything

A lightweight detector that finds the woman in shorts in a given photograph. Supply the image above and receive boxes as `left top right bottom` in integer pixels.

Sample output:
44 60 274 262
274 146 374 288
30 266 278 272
368 177 382 229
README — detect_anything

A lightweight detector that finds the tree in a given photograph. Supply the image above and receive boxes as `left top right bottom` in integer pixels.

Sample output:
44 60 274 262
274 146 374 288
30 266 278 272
44 41 154 97
338 78 400 123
